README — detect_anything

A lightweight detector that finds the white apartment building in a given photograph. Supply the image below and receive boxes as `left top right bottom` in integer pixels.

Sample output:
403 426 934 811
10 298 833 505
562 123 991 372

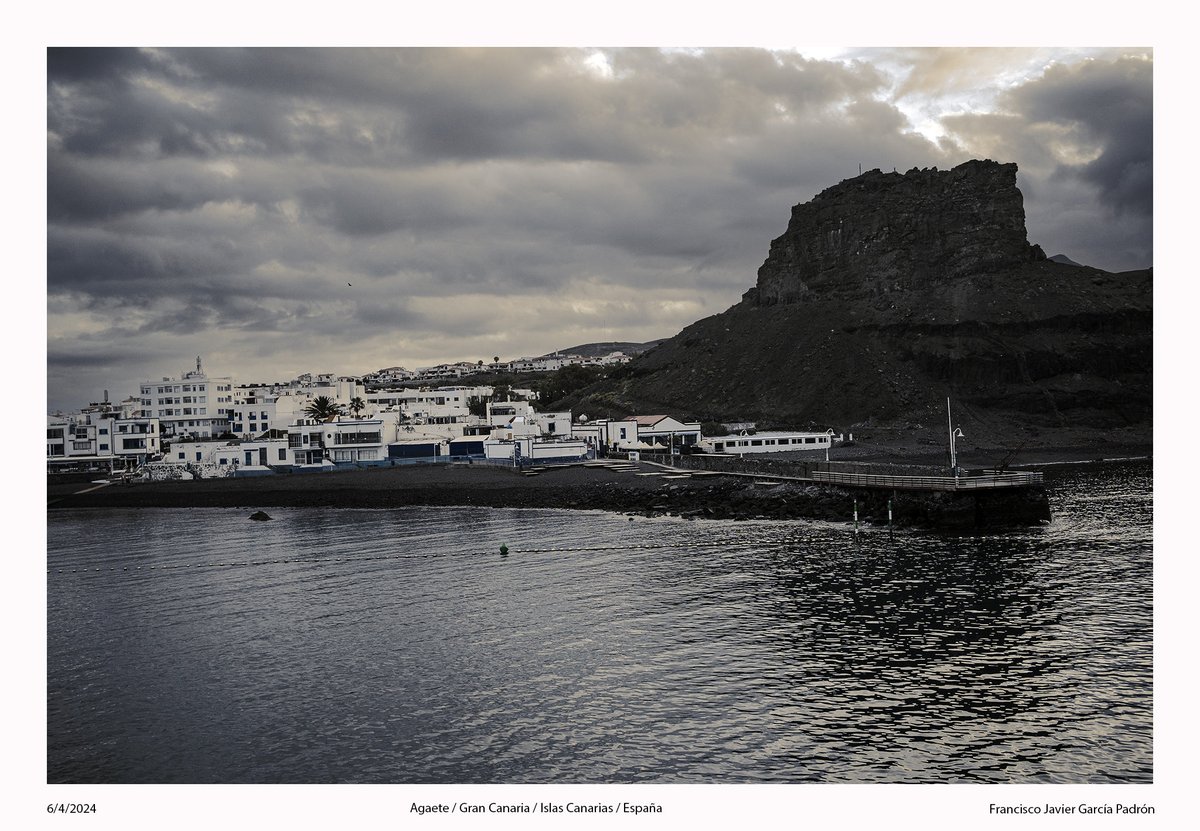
285 417 387 466
47 413 161 472
139 356 234 440
228 393 307 438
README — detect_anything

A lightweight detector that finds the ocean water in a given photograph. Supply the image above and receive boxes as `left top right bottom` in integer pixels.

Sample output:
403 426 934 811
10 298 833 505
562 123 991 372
46 461 1152 784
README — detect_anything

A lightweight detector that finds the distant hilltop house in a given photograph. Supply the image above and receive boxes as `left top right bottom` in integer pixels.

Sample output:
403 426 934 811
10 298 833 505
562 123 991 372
504 352 631 373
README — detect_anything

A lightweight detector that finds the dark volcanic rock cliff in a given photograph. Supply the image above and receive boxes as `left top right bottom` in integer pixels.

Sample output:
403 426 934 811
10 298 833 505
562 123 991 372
570 160 1151 450
746 161 1045 305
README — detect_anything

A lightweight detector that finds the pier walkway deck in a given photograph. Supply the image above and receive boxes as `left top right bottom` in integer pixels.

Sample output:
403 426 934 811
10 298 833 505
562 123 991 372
808 469 1043 492
641 455 1043 493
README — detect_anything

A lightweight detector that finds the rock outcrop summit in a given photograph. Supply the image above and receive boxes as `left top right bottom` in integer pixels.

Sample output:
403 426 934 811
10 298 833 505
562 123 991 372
746 161 1045 306
567 160 1151 452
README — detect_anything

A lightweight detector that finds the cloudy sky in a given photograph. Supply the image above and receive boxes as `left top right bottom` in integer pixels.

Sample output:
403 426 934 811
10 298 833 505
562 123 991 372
45 45 1152 413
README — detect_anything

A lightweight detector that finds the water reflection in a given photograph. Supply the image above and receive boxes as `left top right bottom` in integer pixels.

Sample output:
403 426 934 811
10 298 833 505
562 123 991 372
47 462 1151 783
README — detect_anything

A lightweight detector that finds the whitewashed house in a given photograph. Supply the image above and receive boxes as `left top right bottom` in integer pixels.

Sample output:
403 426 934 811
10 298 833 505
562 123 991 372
632 415 702 453
164 437 290 474
571 418 640 454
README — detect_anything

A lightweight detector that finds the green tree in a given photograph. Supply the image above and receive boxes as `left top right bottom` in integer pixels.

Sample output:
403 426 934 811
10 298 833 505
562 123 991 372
304 395 344 421
348 396 366 418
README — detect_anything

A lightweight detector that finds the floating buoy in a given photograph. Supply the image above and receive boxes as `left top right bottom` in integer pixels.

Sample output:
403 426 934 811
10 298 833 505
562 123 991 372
499 544 509 556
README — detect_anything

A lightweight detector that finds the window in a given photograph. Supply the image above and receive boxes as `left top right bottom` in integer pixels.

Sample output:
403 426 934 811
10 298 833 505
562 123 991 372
196 452 202 461
278 448 287 461
99 428 109 435
99 443 109 451
751 440 763 446
47 428 64 439
619 428 627 439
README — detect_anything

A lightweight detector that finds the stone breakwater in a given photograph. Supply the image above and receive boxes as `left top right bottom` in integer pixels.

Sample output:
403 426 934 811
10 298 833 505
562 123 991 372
49 463 1050 529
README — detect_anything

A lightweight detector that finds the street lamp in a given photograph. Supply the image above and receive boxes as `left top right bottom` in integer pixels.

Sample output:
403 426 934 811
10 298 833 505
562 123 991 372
947 397 965 476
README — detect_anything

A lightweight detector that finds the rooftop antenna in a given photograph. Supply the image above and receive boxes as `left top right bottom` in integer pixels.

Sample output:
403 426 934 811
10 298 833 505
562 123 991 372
858 163 862 175
197 355 203 374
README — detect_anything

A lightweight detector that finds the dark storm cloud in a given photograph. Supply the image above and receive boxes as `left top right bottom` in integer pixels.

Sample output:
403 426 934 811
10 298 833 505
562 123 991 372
1003 56 1152 217
47 47 155 84
46 47 1153 412
934 52 1152 268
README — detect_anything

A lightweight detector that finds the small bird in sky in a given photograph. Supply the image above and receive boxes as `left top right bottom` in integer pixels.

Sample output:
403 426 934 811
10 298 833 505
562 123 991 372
347 282 352 286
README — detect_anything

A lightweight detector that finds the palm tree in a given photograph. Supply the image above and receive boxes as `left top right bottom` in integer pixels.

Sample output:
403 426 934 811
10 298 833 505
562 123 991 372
304 395 343 421
348 396 366 418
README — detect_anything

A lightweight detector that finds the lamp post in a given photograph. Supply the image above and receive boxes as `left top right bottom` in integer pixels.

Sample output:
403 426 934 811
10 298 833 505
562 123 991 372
947 397 965 476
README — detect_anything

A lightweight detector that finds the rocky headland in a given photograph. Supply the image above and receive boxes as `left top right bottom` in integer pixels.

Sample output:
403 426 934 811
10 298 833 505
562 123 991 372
568 160 1152 456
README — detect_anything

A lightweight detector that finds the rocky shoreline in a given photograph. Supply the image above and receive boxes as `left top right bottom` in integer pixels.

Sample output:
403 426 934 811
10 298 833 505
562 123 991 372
40 447 1119 528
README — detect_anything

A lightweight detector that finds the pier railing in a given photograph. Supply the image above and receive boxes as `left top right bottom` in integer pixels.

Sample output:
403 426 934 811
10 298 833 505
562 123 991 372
808 469 1043 492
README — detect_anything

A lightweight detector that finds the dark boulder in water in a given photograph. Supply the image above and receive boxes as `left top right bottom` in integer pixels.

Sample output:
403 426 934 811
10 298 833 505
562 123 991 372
249 511 272 521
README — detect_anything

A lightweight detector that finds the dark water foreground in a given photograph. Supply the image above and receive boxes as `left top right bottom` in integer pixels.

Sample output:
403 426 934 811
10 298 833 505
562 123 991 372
46 461 1151 784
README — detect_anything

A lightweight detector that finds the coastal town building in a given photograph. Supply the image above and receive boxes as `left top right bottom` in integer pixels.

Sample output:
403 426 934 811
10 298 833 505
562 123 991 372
165 437 290 471
47 413 161 473
54 352 845 478
631 415 702 453
285 417 387 467
139 357 234 440
570 418 640 454
700 431 833 455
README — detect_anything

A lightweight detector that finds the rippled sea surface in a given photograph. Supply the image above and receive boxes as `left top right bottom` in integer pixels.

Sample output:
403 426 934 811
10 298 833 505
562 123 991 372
47 461 1152 784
